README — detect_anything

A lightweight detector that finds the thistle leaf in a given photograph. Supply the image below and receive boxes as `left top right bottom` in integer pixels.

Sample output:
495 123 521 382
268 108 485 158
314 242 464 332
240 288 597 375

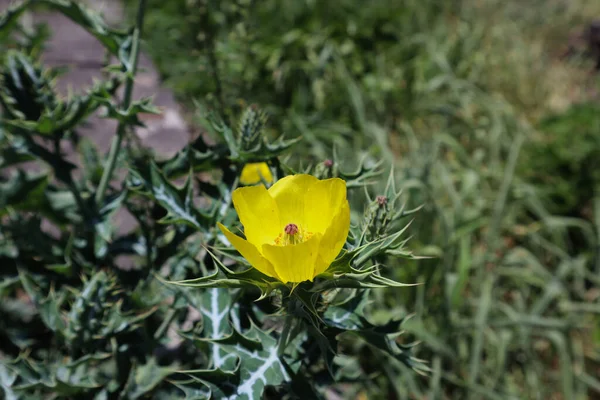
0 170 49 215
199 289 237 370
122 358 175 399
180 325 291 400
129 162 213 230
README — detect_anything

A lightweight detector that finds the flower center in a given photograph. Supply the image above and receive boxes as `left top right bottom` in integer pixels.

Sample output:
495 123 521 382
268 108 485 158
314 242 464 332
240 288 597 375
274 223 312 246
284 223 299 235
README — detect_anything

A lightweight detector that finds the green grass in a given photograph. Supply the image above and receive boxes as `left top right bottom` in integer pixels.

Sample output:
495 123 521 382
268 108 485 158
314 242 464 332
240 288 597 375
125 0 600 397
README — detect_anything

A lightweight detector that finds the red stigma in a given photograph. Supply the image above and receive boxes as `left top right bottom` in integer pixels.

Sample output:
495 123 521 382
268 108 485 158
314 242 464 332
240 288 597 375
376 195 388 206
323 159 333 168
284 223 299 235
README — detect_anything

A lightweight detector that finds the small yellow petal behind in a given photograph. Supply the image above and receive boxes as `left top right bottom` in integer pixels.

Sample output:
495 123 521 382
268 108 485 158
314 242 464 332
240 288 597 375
217 222 279 280
315 200 350 276
240 162 273 185
232 185 280 246
262 233 322 283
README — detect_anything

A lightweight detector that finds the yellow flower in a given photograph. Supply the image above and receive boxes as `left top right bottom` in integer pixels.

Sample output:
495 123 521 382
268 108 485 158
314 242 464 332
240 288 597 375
239 162 273 185
218 174 350 283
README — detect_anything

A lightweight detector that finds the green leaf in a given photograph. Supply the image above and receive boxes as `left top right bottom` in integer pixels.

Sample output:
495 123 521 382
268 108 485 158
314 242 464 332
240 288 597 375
129 162 212 230
159 136 221 179
0 144 37 169
199 289 236 370
0 354 107 396
311 252 417 291
321 290 426 374
45 188 81 224
334 147 383 188
97 96 160 126
0 170 49 214
0 51 56 123
237 106 268 151
94 191 127 258
181 326 290 400
0 1 29 43
158 251 283 299
174 367 240 399
64 271 156 351
122 358 174 399
78 137 103 185
169 377 211 400
222 327 291 399
2 74 119 138
18 270 66 332
204 107 300 163
35 0 127 55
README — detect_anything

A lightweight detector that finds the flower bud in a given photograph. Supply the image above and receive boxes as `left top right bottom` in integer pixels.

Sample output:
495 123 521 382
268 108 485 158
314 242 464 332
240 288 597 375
315 159 336 179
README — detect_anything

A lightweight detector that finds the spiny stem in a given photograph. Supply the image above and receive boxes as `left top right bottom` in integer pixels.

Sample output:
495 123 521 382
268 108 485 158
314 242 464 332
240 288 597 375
95 0 147 206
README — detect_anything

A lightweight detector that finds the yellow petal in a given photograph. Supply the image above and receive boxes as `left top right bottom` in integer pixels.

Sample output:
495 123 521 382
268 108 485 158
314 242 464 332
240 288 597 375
217 222 279 280
267 174 318 229
240 162 273 185
304 178 347 234
232 185 280 246
315 200 350 276
262 233 322 283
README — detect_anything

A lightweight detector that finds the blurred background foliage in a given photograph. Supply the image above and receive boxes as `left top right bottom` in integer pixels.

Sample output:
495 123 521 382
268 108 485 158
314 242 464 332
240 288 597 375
123 0 600 398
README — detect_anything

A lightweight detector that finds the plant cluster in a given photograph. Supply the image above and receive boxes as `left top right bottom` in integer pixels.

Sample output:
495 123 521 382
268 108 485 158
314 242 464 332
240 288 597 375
126 0 600 398
0 1 427 399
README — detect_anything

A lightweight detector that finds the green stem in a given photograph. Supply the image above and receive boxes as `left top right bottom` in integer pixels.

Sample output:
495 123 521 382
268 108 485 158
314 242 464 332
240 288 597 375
95 0 147 206
277 314 294 356
52 136 90 222
154 306 178 340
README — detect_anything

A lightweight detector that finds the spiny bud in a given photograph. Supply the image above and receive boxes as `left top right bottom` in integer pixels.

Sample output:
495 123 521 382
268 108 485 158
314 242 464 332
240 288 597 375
365 195 392 240
315 158 337 179
376 195 388 207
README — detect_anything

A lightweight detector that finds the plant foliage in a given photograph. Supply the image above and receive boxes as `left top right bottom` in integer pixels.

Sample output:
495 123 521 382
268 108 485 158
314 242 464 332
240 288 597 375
0 2 424 399
123 0 600 398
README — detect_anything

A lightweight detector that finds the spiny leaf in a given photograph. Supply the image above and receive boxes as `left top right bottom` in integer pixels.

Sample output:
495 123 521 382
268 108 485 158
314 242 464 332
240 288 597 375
97 96 160 126
34 0 127 55
159 135 222 179
320 290 426 374
0 50 56 122
237 106 268 150
0 1 29 43
122 358 175 399
180 325 291 400
311 251 417 291
0 170 49 214
174 367 240 399
94 190 128 258
0 354 106 396
18 270 66 332
199 289 236 370
129 162 213 230
158 246 284 298
333 146 383 188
